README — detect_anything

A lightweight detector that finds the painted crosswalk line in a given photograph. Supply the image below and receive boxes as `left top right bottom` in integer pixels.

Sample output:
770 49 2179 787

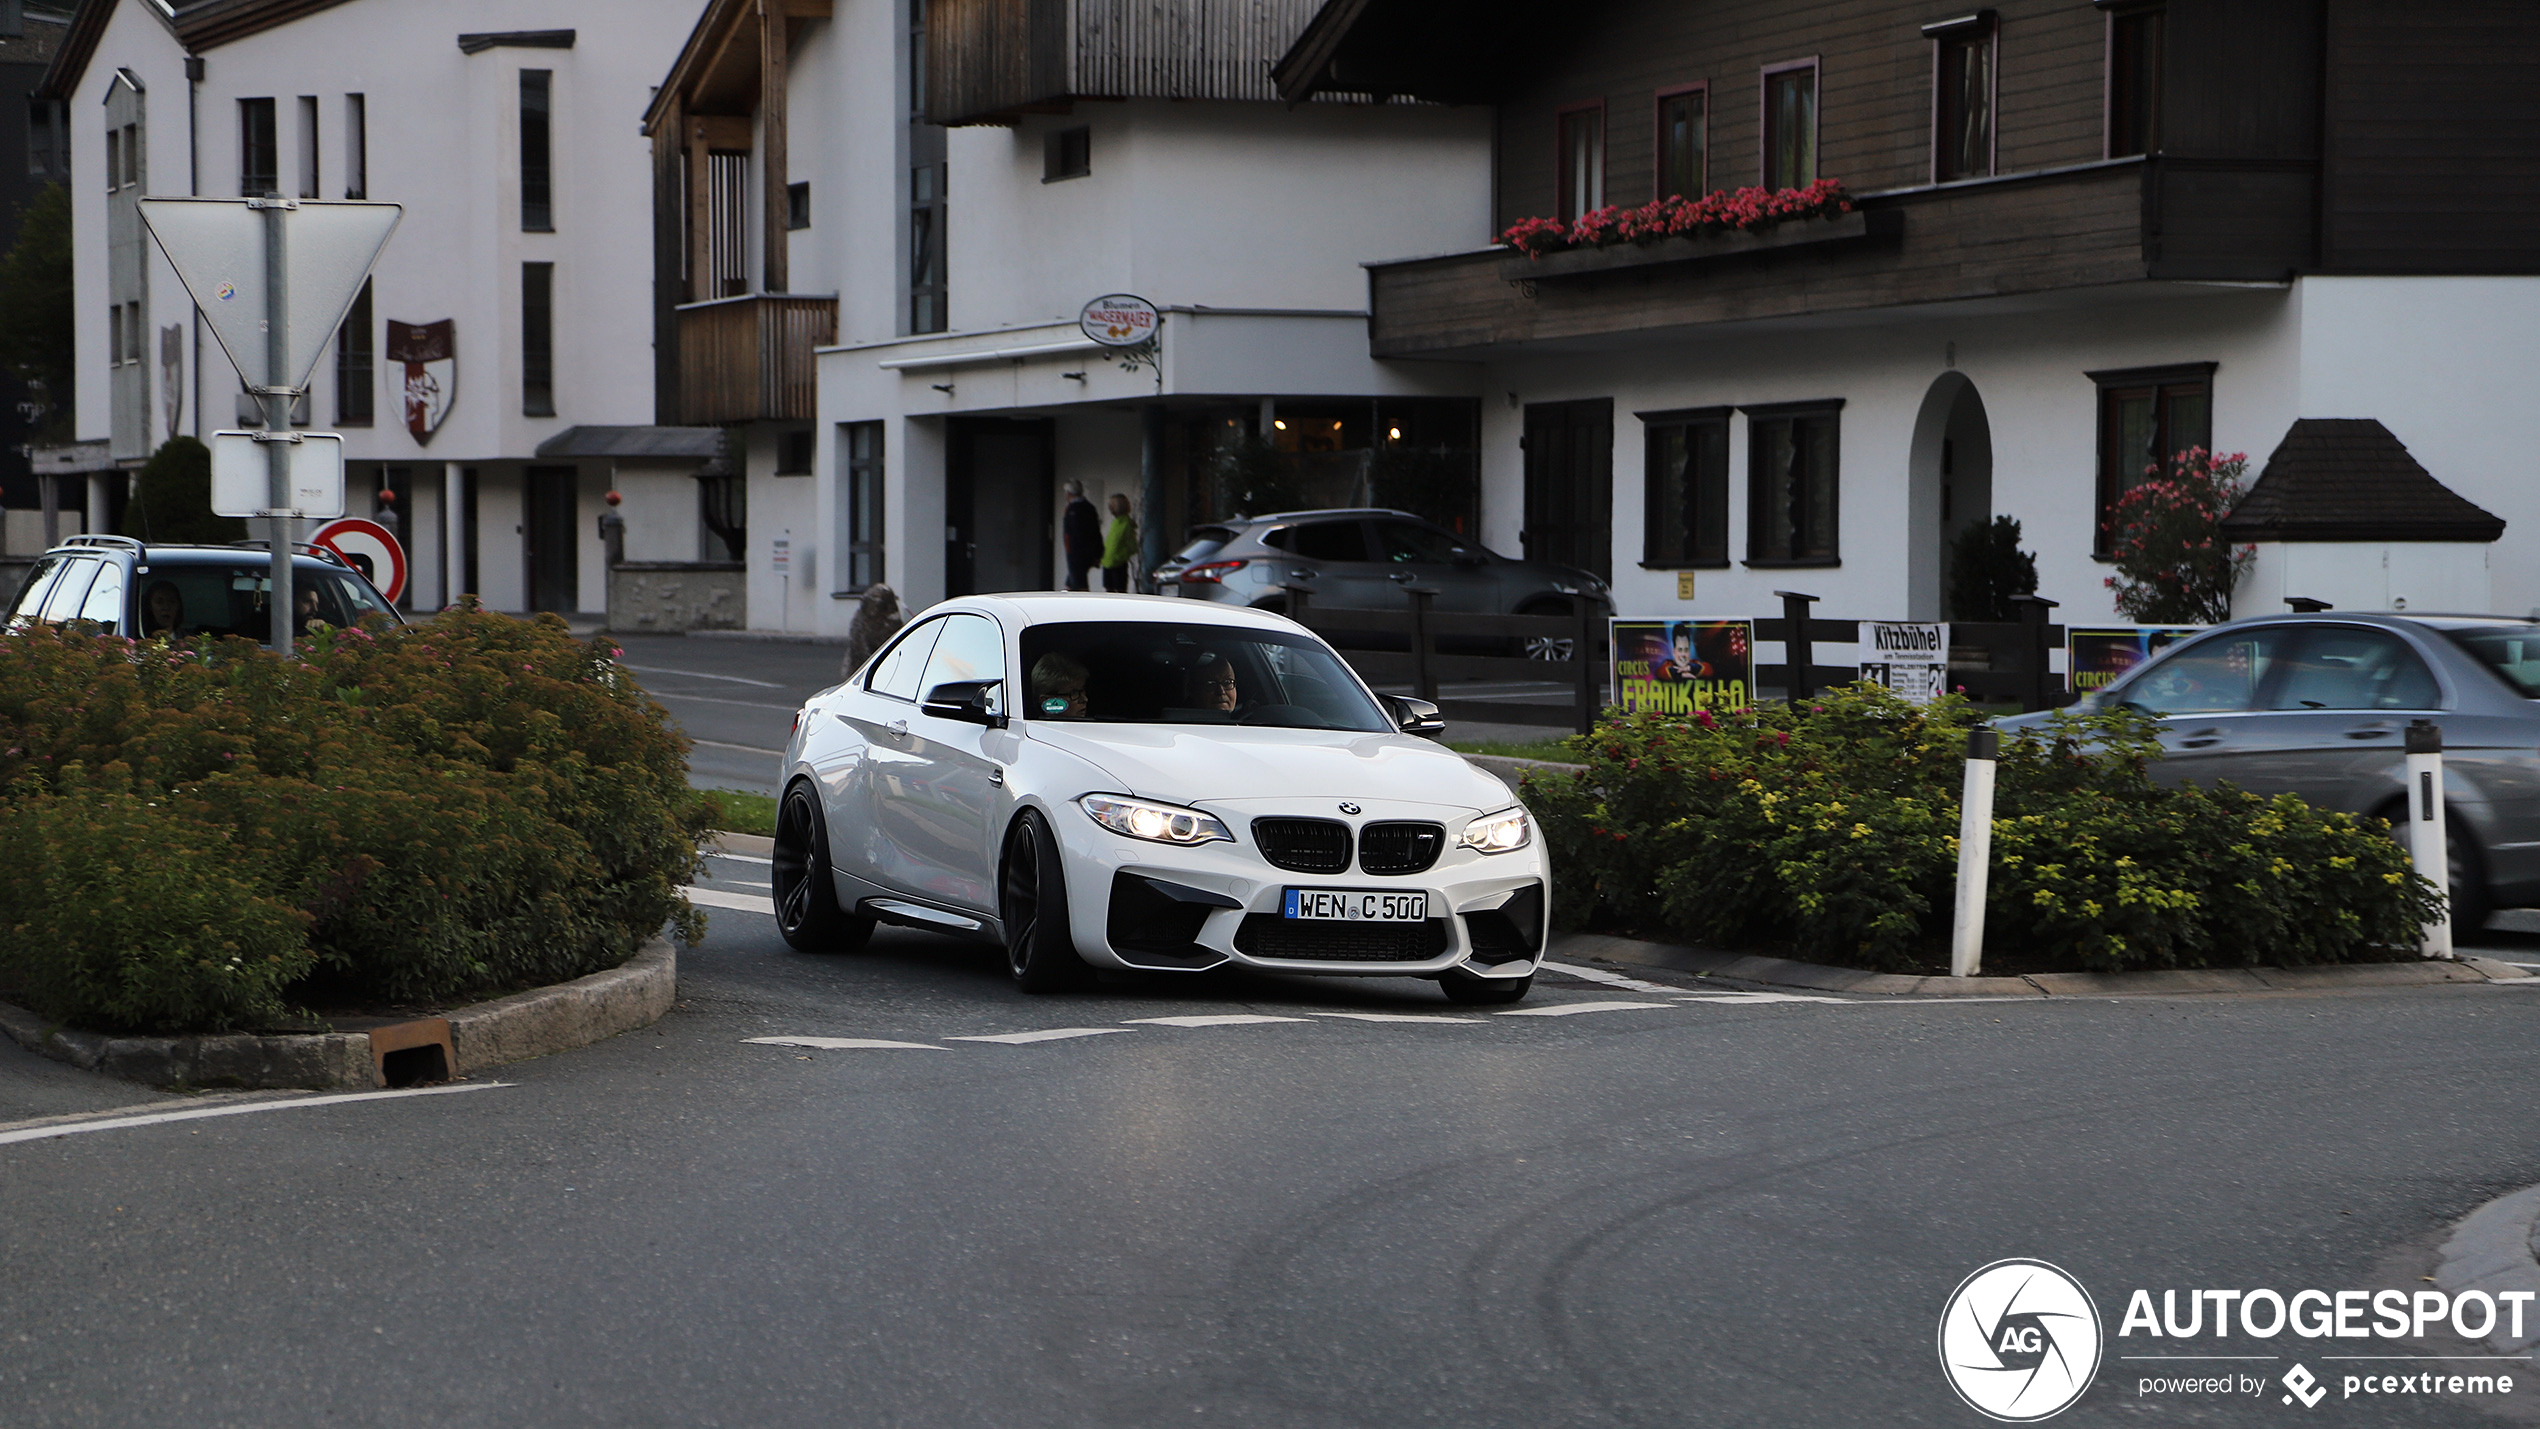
1496 1000 1678 1017
948 1028 1133 1045
1125 1015 1311 1028
1311 1012 1483 1024
1539 959 1683 994
745 1036 945 1051
1676 992 1856 1005
686 886 774 915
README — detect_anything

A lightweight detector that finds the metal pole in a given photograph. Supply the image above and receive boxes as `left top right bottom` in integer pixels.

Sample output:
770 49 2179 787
261 198 294 655
1949 727 1999 978
2406 719 2453 959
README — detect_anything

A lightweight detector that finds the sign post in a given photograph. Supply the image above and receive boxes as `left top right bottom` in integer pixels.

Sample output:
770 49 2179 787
140 196 400 654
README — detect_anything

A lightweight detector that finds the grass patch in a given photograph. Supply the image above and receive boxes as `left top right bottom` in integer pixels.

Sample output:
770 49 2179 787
702 788 778 837
1447 736 1583 763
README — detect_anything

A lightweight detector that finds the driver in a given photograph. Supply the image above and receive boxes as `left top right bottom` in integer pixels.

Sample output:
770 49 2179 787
1187 651 1240 713
1030 652 1091 719
142 581 183 637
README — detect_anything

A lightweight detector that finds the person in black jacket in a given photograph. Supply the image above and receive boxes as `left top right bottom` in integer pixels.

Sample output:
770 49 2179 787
1060 481 1101 591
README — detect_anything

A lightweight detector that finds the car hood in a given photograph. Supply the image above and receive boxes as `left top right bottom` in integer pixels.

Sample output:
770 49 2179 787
1025 723 1516 810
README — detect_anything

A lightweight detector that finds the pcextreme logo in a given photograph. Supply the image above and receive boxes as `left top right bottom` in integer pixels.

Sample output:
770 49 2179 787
1938 1259 2104 1421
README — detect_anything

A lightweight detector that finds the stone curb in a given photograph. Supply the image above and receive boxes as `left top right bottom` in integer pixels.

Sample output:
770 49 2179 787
2433 1185 2540 1352
0 938 677 1092
1550 930 2531 999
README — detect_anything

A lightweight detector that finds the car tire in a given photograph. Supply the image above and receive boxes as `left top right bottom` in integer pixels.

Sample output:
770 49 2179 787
1512 599 1574 662
1440 968 1533 1005
1003 809 1093 992
772 781 874 954
2376 799 2492 935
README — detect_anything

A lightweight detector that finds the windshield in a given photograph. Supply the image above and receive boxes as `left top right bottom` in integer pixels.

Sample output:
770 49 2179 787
2443 626 2540 698
1019 622 1390 732
136 563 395 640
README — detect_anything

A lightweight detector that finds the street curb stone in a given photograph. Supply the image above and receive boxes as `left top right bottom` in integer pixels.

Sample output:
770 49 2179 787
0 938 678 1091
1550 931 2530 999
2433 1185 2540 1352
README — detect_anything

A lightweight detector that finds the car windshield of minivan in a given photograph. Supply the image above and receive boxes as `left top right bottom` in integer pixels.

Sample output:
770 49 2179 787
1019 622 1390 731
2443 626 2540 698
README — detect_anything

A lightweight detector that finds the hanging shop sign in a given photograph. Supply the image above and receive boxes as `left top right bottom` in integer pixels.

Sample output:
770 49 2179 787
1079 294 1159 348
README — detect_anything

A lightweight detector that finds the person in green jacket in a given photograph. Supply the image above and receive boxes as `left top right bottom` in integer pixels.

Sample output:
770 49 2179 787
1100 492 1139 592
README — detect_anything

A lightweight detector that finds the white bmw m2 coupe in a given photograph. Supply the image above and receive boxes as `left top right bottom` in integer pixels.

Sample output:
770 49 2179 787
772 594 1548 1003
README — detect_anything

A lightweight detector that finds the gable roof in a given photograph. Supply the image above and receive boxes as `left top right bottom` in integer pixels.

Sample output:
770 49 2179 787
2219 417 2507 543
41 0 364 101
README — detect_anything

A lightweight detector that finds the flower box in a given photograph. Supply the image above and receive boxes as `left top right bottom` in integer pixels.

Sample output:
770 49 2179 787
1496 208 1900 284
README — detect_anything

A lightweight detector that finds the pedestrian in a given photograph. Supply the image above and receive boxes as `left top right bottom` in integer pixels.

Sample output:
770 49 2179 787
839 582 906 679
1060 480 1100 592
1100 492 1139 593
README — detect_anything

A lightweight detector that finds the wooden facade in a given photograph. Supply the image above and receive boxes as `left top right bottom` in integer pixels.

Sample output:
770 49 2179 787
675 294 838 425
926 0 1325 126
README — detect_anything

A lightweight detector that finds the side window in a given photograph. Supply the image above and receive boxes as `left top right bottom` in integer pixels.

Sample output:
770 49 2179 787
1375 521 1464 565
78 561 127 629
38 558 99 624
1273 521 1373 562
866 619 945 701
2272 627 2441 712
2121 627 2294 715
917 614 1006 710
8 556 64 624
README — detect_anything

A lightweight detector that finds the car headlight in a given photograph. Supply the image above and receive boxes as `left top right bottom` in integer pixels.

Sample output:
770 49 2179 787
1459 807 1532 854
1078 794 1232 846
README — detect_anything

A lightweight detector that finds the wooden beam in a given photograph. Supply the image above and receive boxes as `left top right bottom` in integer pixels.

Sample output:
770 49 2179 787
760 0 789 293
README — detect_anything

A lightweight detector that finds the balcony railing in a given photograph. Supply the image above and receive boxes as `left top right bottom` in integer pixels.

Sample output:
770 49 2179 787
674 293 837 424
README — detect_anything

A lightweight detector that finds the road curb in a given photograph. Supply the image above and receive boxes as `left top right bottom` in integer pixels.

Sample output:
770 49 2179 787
0 938 678 1091
1550 931 2531 999
2433 1185 2540 1352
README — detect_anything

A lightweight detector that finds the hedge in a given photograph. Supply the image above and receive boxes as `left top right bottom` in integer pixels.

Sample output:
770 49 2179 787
0 611 712 1033
1522 686 2439 974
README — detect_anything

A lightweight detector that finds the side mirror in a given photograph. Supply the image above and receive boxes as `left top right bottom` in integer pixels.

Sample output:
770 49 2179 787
1387 695 1446 738
922 678 1007 727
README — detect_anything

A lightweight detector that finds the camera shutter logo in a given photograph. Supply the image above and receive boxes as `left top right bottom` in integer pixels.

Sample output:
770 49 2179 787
1938 1259 2102 1421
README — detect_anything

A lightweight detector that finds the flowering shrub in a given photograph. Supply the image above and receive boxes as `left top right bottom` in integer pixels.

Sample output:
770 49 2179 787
0 611 713 1032
1522 686 2435 973
1500 179 1852 259
2104 447 2255 624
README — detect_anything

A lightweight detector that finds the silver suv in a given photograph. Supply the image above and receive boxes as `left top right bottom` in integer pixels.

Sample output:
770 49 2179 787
1154 509 1611 628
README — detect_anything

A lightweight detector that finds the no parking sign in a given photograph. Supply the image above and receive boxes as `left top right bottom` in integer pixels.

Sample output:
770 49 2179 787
310 516 407 604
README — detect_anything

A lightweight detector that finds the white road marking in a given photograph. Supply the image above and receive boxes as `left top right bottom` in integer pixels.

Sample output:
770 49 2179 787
650 692 801 712
623 664 784 688
1313 1012 1482 1024
948 1028 1133 1045
709 851 775 866
1497 1000 1677 1017
1539 959 1682 994
691 737 787 755
685 886 774 915
711 878 773 890
745 1036 945 1051
1125 1014 1310 1028
1676 991 1857 1005
0 1081 509 1148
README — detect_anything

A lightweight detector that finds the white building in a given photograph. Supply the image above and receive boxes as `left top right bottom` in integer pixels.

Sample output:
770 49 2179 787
646 0 1493 635
45 0 717 613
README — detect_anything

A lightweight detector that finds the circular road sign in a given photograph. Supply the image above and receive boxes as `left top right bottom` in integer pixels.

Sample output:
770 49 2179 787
1078 294 1159 347
311 516 407 605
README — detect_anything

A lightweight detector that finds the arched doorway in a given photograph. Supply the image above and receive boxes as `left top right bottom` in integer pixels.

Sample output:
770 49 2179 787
1905 372 1993 620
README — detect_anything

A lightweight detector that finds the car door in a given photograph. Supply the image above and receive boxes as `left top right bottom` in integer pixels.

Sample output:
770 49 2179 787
874 612 1010 913
2249 623 2445 811
1267 518 1393 611
1372 518 1497 614
830 616 947 896
2115 624 2306 791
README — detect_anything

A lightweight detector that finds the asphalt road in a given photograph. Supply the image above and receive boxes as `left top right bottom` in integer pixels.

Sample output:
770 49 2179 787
9 868 2540 1426
612 632 848 796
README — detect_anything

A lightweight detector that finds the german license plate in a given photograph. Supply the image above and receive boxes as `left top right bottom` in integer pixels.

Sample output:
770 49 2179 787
1283 888 1429 922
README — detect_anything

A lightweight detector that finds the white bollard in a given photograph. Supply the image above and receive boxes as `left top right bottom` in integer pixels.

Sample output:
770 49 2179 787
1950 728 1999 979
2405 719 2453 959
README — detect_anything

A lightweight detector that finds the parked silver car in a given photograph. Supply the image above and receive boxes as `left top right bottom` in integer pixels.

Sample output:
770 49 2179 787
1154 509 1611 640
1998 612 2540 927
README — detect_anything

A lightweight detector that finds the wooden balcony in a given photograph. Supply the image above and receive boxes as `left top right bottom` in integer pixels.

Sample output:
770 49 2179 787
1368 156 2317 360
674 294 837 424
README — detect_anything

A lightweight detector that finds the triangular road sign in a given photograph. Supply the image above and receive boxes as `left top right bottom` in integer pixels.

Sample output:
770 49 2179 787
139 198 401 392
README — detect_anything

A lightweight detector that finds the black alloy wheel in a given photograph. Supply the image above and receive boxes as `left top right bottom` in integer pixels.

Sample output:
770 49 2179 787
1440 968 1533 1005
771 782 872 954
1002 810 1093 992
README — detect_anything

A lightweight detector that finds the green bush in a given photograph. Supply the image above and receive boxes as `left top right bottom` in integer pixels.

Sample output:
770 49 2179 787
1523 686 2437 973
0 611 713 1031
125 436 248 545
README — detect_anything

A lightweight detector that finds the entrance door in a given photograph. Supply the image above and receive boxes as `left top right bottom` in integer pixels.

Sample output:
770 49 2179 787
947 419 1054 596
525 465 579 613
1522 400 1613 580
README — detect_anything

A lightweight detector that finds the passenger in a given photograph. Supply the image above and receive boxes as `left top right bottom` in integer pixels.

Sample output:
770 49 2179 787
1187 652 1240 713
292 584 325 634
141 581 183 638
1031 652 1091 719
